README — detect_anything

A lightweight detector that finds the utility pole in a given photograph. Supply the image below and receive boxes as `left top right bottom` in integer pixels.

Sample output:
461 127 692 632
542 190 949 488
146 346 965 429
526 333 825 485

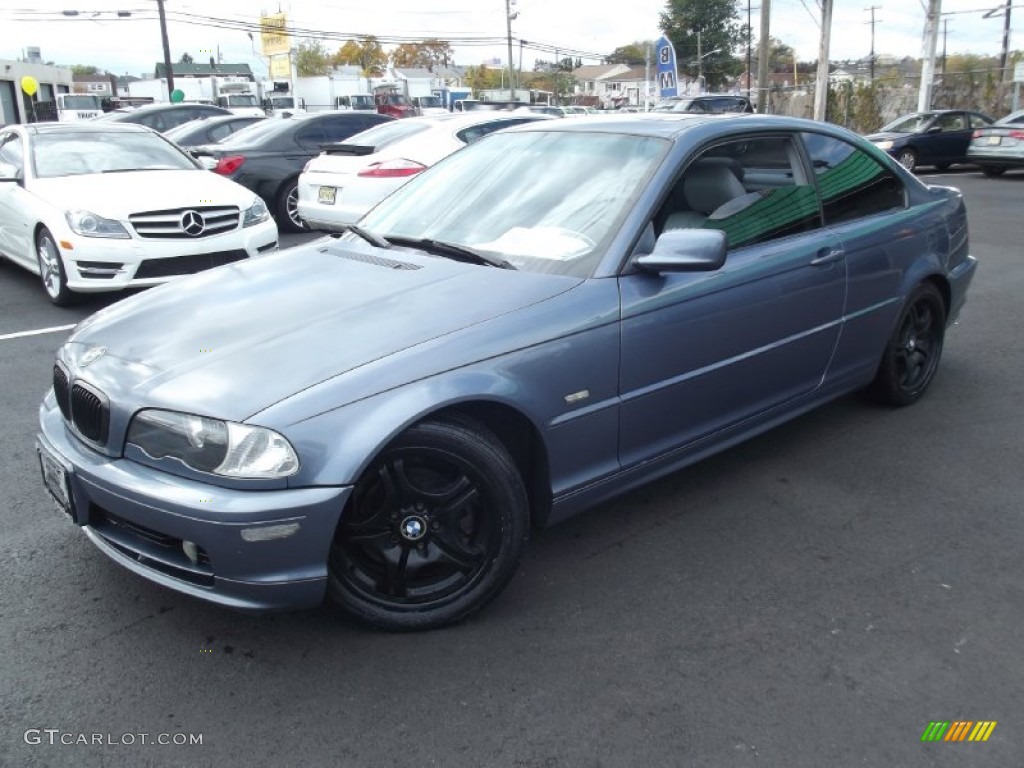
813 0 833 121
1000 3 1012 82
757 0 770 112
505 0 517 102
156 0 175 99
941 18 948 77
747 1 759 103
918 0 941 112
645 43 651 111
865 5 881 82
697 31 703 93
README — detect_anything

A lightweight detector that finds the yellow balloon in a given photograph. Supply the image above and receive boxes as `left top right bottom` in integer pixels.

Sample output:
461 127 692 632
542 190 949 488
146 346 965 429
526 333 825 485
20 76 39 97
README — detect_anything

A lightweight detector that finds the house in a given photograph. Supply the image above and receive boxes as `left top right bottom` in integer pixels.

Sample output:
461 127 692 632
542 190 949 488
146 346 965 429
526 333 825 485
0 57 73 124
154 62 256 82
571 64 631 104
72 73 114 96
585 65 655 109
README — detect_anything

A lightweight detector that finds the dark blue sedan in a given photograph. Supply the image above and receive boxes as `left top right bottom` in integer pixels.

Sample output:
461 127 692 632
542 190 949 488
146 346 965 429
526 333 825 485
866 109 994 172
38 114 977 630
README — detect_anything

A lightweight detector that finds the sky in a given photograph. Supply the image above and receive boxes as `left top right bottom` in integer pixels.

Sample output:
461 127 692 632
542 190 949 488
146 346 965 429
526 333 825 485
0 0 1018 79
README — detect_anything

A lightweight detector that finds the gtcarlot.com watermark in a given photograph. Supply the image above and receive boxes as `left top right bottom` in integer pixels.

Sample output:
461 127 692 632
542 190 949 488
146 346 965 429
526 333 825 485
24 729 203 746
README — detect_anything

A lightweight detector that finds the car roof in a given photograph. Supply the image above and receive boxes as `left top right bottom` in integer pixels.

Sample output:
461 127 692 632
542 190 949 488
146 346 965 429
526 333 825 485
20 122 155 136
404 112 555 129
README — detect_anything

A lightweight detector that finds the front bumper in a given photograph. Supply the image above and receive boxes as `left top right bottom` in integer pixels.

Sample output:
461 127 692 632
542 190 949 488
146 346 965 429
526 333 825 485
38 396 351 611
59 218 279 293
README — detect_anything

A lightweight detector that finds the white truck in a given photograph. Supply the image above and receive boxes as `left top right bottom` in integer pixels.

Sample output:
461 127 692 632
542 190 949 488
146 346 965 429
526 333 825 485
34 93 104 122
211 81 264 117
127 77 264 116
293 72 369 113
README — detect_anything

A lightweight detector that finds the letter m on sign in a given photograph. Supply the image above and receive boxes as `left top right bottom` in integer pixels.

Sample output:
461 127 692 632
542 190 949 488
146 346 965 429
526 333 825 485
658 70 676 91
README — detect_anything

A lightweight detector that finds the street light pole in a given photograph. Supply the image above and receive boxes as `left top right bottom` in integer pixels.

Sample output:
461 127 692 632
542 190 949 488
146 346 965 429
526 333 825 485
156 0 175 99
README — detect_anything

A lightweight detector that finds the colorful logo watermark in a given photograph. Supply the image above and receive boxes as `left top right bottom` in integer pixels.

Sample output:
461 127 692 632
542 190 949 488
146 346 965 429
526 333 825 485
921 721 997 742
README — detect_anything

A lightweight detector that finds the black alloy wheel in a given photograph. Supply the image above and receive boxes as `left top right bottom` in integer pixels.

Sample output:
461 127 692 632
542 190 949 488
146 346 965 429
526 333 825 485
868 282 946 406
329 417 529 631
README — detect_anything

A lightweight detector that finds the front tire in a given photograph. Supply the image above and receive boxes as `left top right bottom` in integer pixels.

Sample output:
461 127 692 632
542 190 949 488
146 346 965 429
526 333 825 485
329 417 529 631
897 149 918 172
981 165 1007 178
867 283 946 406
36 227 75 306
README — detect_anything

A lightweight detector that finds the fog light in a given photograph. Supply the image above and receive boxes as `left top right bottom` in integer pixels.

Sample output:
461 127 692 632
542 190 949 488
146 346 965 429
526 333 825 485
182 540 199 563
240 523 300 542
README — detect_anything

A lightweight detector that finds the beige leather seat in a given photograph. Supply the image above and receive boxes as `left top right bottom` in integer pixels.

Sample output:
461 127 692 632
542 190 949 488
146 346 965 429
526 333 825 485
663 162 747 230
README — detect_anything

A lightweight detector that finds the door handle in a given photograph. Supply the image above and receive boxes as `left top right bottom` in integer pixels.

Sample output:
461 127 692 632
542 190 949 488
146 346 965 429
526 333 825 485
810 248 844 266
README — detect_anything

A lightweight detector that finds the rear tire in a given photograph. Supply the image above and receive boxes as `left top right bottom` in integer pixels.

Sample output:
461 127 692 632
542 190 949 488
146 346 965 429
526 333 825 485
328 416 529 631
275 179 307 233
981 165 1007 178
867 283 946 407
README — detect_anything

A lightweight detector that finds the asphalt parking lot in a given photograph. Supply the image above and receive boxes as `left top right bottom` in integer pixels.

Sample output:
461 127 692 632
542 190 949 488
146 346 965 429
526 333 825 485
2 175 1022 767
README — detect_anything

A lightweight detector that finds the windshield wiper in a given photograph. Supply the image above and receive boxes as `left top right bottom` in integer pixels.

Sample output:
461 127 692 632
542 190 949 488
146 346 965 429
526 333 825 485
385 236 516 270
335 224 391 249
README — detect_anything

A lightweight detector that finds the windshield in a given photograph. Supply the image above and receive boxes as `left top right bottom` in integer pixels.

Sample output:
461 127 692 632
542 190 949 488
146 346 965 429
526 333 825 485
60 95 102 110
31 131 195 178
270 97 295 108
351 95 374 109
225 95 258 107
416 97 442 109
360 130 668 277
881 113 936 133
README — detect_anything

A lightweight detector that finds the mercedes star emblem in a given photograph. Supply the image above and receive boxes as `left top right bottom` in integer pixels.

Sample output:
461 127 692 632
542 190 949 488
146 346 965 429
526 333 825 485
181 210 205 237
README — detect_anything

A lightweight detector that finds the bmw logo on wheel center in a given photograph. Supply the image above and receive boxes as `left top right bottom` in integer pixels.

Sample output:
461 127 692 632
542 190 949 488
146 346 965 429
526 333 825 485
181 210 205 237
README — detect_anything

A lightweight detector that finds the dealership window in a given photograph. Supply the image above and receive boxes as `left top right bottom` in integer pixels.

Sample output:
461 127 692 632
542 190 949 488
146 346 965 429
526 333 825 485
801 132 905 225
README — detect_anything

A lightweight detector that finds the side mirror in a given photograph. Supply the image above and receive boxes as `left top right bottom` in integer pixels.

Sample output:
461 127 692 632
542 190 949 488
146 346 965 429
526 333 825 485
927 125 942 133
636 228 727 273
0 162 20 182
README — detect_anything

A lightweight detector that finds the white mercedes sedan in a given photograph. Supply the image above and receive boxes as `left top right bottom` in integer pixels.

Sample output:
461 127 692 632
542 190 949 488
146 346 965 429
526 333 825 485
0 123 278 305
296 112 551 231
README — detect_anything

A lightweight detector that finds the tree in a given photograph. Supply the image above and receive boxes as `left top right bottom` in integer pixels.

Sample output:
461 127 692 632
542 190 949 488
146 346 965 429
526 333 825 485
70 65 99 75
390 41 455 70
296 39 332 76
660 0 745 89
606 41 654 65
333 37 388 76
179 52 194 64
464 65 502 92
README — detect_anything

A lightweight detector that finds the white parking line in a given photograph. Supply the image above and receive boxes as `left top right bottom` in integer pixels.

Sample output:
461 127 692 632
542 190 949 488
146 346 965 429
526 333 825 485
0 324 76 342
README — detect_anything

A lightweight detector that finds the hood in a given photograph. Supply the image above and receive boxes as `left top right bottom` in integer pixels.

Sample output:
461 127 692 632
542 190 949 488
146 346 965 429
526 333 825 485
30 170 258 218
65 238 579 422
865 131 911 142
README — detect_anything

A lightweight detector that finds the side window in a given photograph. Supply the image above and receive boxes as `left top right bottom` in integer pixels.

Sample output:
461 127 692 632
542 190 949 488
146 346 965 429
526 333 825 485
320 117 364 143
207 122 233 142
968 113 990 129
138 113 165 132
295 122 327 148
0 132 25 171
656 135 820 249
456 118 533 145
936 112 965 131
801 132 905 225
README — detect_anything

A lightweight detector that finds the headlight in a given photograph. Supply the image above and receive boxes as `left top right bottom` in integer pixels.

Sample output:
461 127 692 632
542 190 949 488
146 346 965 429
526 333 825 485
242 197 271 227
126 409 299 479
873 140 894 150
65 210 130 239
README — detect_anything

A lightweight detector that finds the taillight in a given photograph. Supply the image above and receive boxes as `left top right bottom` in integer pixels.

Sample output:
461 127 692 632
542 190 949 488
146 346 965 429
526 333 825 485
357 159 427 178
1009 130 1024 139
213 155 246 175
972 130 983 139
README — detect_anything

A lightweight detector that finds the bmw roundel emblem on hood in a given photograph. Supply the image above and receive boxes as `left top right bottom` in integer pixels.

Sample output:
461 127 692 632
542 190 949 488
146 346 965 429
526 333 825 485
79 346 106 367
181 210 205 237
